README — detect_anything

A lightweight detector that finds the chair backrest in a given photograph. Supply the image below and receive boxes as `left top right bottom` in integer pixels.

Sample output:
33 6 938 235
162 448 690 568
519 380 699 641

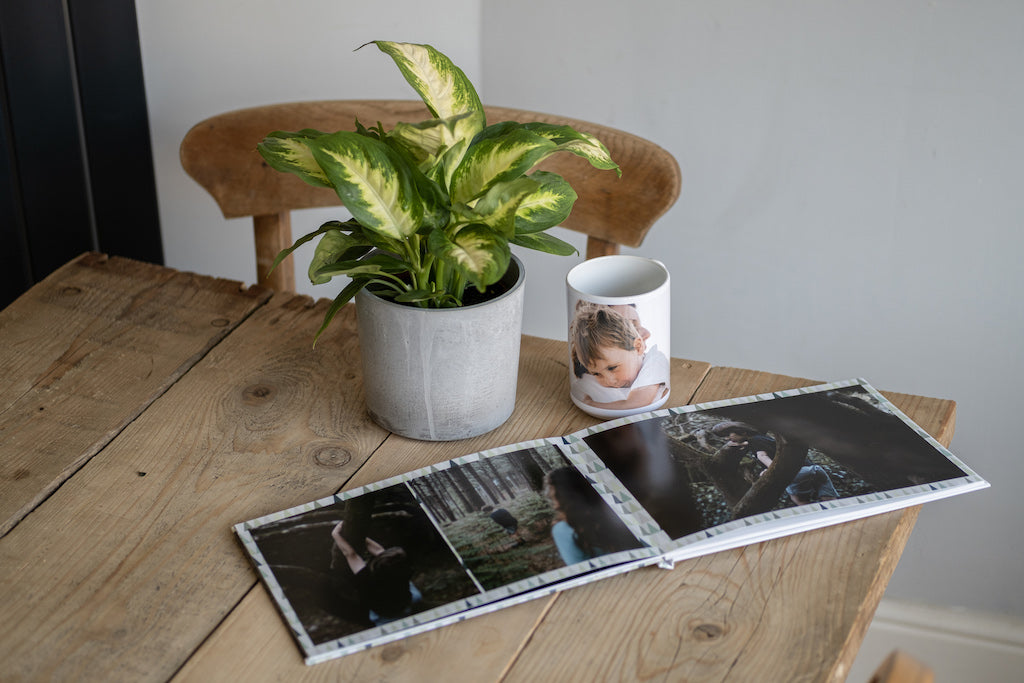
180 100 681 290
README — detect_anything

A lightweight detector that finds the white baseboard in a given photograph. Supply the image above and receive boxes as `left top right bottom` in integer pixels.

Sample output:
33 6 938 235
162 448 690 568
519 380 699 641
848 599 1024 682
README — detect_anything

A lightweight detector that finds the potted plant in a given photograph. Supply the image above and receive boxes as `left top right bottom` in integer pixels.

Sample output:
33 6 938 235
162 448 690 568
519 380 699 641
258 40 620 440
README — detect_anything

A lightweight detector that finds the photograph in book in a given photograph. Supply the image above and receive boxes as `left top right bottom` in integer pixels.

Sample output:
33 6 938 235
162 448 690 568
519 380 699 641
234 441 652 663
568 379 986 554
234 378 987 664
244 483 479 648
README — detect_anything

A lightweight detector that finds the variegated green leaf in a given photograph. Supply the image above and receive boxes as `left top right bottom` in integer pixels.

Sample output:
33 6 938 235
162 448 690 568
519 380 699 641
428 225 510 290
312 255 408 283
313 277 370 346
514 171 577 234
307 131 425 240
370 41 484 126
450 129 556 204
510 230 578 256
270 220 354 275
522 122 621 176
394 288 440 304
257 131 332 187
464 177 539 238
388 111 479 187
308 229 372 284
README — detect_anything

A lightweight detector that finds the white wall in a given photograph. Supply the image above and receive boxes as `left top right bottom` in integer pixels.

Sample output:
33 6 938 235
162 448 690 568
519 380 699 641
138 0 1023 621
483 0 1024 620
137 0 481 289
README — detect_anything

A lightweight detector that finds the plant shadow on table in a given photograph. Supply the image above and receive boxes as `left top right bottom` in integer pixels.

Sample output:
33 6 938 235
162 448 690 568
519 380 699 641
249 485 479 646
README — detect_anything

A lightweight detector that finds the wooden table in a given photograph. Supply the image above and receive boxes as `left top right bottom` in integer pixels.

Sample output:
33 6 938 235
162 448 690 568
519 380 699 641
0 254 955 682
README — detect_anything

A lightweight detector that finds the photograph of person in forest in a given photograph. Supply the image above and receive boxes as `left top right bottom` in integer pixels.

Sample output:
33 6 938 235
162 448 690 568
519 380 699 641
710 421 838 505
248 484 478 646
544 466 644 566
583 384 972 539
409 445 643 590
569 301 669 412
330 521 421 626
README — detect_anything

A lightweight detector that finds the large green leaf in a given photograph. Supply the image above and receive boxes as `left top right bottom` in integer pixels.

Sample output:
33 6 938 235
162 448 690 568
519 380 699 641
428 224 510 291
510 230 578 256
312 252 409 281
257 130 332 187
522 122 621 176
450 128 557 204
464 177 540 238
307 131 427 240
388 111 479 187
313 277 370 346
514 171 577 234
307 229 372 284
370 41 484 127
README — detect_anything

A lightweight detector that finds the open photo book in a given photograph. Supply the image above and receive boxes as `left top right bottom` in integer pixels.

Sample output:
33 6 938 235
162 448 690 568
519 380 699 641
233 379 988 665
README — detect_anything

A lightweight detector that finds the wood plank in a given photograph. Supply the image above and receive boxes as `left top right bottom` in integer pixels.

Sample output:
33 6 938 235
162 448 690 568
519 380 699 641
0 294 388 682
0 253 271 536
170 347 710 682
501 503 920 683
501 367 957 683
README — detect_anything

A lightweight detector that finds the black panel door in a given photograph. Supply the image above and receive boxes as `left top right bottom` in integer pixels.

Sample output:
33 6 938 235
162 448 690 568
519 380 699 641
0 0 162 308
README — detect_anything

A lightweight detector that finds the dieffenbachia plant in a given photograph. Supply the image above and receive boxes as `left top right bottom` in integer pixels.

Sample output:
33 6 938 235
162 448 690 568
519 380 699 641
258 40 620 341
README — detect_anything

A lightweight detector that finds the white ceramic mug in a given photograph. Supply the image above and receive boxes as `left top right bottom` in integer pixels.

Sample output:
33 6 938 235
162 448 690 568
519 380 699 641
566 255 671 419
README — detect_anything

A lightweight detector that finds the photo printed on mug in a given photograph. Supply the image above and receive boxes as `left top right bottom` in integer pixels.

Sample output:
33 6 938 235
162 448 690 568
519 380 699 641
566 256 671 419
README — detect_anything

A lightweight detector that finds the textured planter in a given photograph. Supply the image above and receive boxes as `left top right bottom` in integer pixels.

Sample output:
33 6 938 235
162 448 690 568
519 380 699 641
355 255 526 441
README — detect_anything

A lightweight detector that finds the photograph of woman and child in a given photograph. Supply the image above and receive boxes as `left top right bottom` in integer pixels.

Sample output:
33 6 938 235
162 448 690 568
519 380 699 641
245 445 644 649
569 301 670 413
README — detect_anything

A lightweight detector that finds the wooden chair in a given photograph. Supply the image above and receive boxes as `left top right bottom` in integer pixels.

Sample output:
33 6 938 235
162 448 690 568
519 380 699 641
180 100 681 290
868 650 935 683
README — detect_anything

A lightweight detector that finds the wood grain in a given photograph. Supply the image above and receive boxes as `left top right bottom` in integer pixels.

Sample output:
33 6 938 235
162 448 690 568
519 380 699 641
498 368 955 683
0 294 386 681
0 253 271 537
168 348 710 682
0 258 961 683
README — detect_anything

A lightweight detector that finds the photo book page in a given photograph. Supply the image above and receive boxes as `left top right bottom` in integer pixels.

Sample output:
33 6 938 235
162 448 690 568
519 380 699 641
234 379 987 664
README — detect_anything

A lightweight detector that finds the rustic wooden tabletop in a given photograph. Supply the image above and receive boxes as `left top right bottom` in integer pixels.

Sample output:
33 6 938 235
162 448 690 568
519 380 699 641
0 253 956 682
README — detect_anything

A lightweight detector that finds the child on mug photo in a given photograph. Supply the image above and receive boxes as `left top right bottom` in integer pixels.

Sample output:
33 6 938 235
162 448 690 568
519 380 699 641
570 302 669 411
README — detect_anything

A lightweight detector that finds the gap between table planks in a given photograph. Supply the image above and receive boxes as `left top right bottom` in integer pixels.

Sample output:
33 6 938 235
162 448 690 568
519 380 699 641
0 253 271 537
499 371 955 683
0 256 390 680
0 254 957 682
173 367 952 683
171 349 711 683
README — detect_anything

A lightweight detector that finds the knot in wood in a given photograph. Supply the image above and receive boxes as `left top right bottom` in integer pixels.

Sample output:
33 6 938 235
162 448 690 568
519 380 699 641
379 643 405 662
61 286 82 296
693 622 725 640
242 384 275 404
210 317 230 327
312 446 352 469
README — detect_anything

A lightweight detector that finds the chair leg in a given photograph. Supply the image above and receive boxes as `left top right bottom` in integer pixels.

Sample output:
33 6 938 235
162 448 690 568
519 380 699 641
585 236 620 260
253 212 295 291
868 649 934 683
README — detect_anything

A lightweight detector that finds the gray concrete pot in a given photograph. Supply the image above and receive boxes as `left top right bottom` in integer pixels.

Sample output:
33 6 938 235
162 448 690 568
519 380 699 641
355 255 525 441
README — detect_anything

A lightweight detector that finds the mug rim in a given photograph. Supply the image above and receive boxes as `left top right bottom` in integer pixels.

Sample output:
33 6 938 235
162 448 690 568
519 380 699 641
566 255 669 302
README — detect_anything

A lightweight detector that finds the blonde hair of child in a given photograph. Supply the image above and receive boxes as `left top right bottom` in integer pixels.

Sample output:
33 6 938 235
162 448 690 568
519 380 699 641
571 304 641 371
